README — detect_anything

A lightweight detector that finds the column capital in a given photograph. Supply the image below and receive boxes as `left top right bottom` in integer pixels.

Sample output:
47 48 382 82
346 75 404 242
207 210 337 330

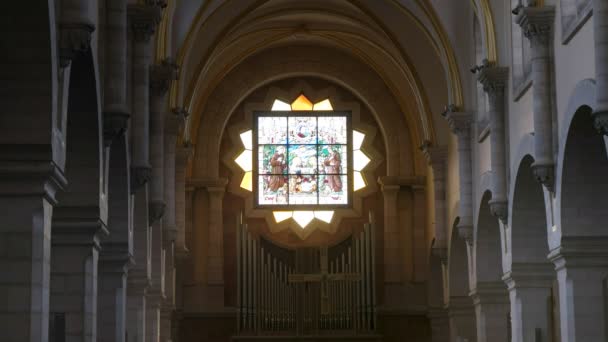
442 109 473 137
515 6 555 46
420 141 448 170
163 225 177 245
457 223 474 246
58 1 95 67
489 198 508 224
476 63 509 97
548 237 608 269
187 177 228 192
470 281 509 305
502 262 554 289
150 59 179 97
593 110 608 136
131 165 152 193
378 176 425 192
148 200 166 225
128 3 162 43
103 111 130 147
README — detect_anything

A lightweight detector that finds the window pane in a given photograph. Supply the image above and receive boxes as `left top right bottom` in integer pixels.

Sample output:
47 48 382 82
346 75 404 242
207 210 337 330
353 150 370 171
288 145 318 174
318 145 347 174
258 117 287 144
291 95 314 111
319 175 347 204
259 145 287 175
318 117 347 144
288 175 318 204
259 175 288 205
288 117 317 144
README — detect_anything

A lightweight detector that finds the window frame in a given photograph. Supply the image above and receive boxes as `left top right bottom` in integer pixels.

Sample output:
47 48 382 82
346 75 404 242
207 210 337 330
253 110 354 210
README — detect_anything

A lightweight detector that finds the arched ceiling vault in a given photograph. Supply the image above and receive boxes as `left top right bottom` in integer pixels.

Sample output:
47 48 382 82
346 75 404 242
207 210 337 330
156 0 497 166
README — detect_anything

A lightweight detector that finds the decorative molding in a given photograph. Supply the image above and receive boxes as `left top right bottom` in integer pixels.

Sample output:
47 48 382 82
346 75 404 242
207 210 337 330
103 111 130 147
516 6 555 47
477 64 509 99
128 4 162 43
58 22 95 67
130 165 152 193
148 200 166 225
593 110 608 136
442 109 472 137
531 162 555 192
489 199 508 224
150 59 179 97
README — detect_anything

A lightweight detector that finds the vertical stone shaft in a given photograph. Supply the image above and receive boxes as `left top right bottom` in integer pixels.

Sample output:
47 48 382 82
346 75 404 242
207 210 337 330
104 0 128 116
593 0 608 134
478 66 509 221
378 179 400 283
471 282 510 342
423 146 448 248
98 261 128 342
449 296 477 342
175 145 192 258
445 111 474 242
128 4 160 191
207 182 227 285
517 7 556 189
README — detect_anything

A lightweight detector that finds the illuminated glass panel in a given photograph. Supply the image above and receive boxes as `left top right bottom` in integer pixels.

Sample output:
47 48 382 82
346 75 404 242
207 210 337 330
255 112 349 207
235 150 252 172
314 211 334 223
240 171 253 191
240 130 253 150
353 130 365 150
313 99 333 111
292 211 315 228
273 211 293 223
353 150 370 171
291 94 314 111
353 171 366 191
272 99 291 111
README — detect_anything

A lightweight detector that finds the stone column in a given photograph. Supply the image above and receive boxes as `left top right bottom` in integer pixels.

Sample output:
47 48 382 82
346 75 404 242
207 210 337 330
548 239 608 342
444 110 474 243
503 264 554 342
50 213 108 342
127 188 151 342
470 282 510 342
146 295 161 342
98 258 128 342
0 170 66 342
449 296 477 342
592 0 608 135
128 4 161 193
175 142 192 260
147 217 164 342
516 6 556 191
207 182 227 287
148 60 178 224
422 144 449 252
477 65 509 223
428 308 451 342
378 177 401 283
58 0 95 67
103 0 130 148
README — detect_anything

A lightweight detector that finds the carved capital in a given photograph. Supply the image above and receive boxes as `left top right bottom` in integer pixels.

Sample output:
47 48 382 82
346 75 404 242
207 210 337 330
592 110 608 136
148 200 166 224
128 4 161 43
443 110 473 137
420 142 448 171
489 199 508 224
516 6 555 47
58 22 95 67
103 111 130 147
457 224 474 246
150 59 179 96
130 165 152 193
531 162 555 192
477 65 509 99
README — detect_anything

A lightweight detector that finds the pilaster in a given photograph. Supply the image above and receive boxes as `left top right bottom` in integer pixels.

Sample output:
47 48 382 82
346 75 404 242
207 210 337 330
127 3 161 193
421 143 449 251
175 142 193 260
448 296 477 342
516 6 556 192
470 281 510 342
548 237 608 342
98 254 130 342
443 109 474 245
476 64 509 224
592 0 608 136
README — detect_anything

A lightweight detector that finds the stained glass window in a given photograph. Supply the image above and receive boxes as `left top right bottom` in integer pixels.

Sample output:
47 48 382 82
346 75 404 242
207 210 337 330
255 112 350 208
234 95 372 228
